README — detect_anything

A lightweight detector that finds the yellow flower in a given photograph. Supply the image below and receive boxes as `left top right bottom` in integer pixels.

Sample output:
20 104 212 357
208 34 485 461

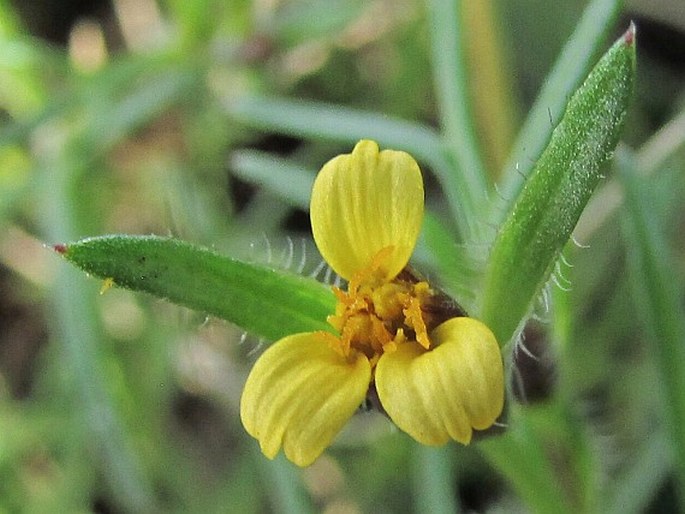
240 140 504 466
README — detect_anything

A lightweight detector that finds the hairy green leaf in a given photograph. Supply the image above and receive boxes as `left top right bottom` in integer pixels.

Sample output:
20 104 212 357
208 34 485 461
497 0 624 206
481 25 636 345
55 235 336 342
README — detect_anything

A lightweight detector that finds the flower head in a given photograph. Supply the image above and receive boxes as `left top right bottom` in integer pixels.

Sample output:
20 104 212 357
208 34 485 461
240 140 504 466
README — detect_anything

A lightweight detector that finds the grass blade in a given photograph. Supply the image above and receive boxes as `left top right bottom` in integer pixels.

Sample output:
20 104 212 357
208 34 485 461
427 0 489 235
225 95 478 239
619 153 685 506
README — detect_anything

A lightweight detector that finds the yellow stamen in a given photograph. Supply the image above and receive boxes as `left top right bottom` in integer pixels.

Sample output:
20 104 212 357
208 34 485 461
403 293 430 350
324 248 440 368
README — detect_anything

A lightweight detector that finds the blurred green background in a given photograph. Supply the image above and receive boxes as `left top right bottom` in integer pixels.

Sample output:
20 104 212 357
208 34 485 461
0 0 684 512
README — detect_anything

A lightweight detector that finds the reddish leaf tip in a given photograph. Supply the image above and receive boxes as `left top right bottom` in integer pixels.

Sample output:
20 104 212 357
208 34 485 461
623 21 636 46
53 243 68 254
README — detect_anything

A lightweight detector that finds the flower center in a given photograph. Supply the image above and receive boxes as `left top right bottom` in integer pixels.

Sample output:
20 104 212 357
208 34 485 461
320 248 467 368
327 276 432 365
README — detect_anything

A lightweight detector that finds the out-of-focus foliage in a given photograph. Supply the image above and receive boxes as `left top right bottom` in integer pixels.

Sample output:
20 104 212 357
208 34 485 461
0 0 684 512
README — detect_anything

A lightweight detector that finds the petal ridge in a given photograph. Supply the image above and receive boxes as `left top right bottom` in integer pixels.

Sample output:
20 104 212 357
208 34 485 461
375 317 503 445
310 140 424 280
240 333 371 466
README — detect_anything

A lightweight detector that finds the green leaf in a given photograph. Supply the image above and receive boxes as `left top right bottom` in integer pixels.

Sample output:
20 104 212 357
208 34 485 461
619 154 685 504
225 95 478 239
479 406 574 514
603 432 672 514
496 0 624 207
226 96 448 172
417 212 480 312
481 24 636 345
230 149 314 211
270 0 366 44
427 0 489 237
55 235 336 342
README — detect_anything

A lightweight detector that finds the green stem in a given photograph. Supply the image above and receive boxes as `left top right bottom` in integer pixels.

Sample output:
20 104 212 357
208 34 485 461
413 445 460 514
260 454 315 514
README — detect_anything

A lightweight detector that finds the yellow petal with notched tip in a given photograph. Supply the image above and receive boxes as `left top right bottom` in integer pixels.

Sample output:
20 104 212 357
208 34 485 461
375 317 503 445
310 140 424 281
240 332 371 467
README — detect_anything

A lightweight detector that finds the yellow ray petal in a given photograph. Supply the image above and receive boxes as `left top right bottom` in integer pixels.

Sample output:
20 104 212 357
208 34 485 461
240 332 371 467
375 317 503 445
310 140 424 281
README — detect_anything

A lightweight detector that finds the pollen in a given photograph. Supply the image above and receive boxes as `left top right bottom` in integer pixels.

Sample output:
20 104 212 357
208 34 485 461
99 277 115 294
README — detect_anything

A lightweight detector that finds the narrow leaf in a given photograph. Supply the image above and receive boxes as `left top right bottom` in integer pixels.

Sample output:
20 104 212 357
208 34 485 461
481 25 635 345
226 95 448 173
604 432 672 514
620 157 685 504
230 149 314 210
54 235 336 342
225 95 477 240
497 0 624 207
427 0 489 224
479 407 573 514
